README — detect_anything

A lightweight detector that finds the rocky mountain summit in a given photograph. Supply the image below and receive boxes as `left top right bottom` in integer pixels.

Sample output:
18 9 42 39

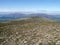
0 17 60 45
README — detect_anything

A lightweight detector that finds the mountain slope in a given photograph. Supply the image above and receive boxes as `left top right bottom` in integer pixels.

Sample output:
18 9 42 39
0 16 60 45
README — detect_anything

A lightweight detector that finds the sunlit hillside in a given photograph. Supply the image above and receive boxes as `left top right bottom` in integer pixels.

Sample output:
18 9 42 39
0 16 60 45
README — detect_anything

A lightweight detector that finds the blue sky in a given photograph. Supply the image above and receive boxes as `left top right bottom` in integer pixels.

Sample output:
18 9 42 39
0 0 60 12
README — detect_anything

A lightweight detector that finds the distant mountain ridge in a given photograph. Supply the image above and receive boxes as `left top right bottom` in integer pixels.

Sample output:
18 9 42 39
0 12 60 22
